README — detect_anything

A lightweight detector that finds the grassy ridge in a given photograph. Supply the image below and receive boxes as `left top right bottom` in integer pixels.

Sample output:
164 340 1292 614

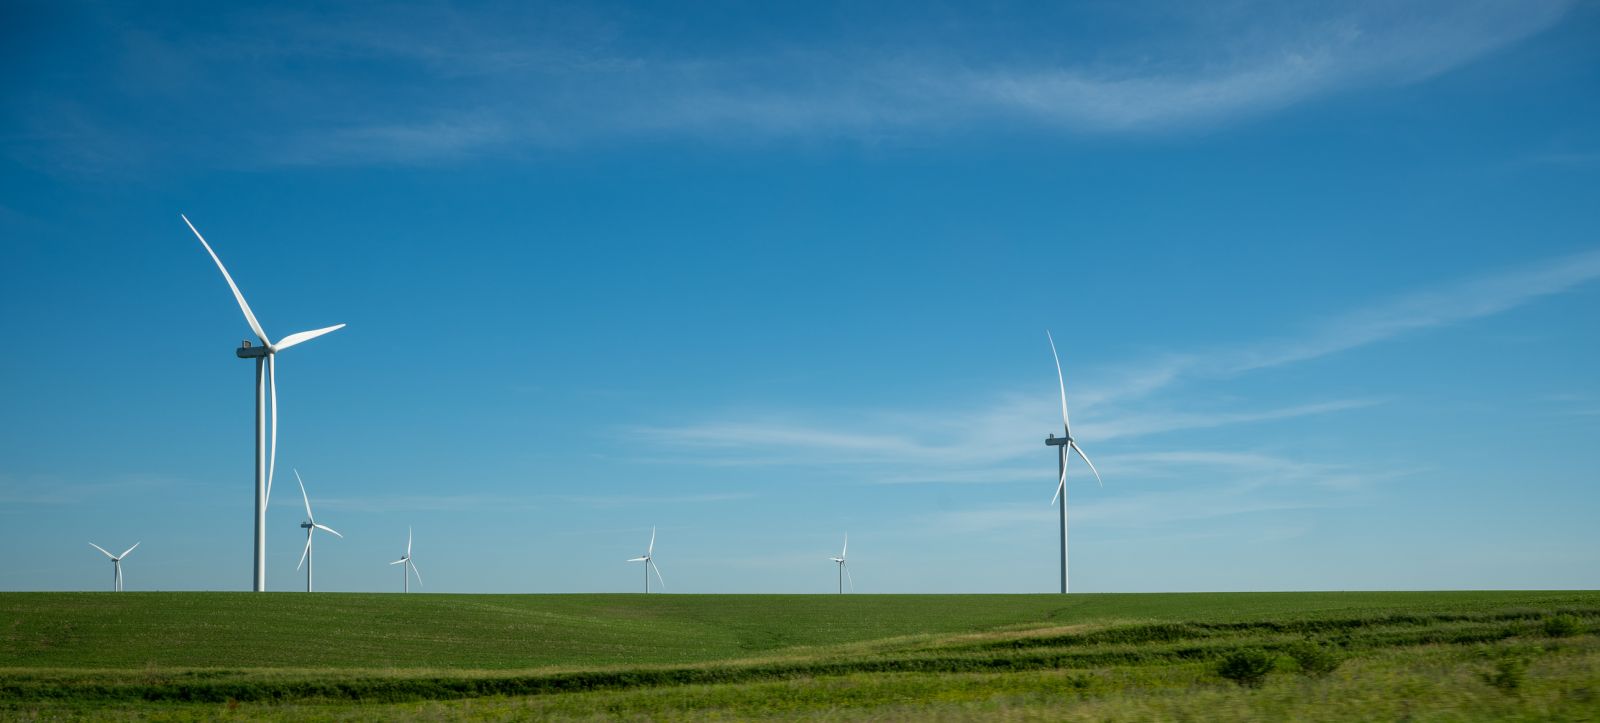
6 591 1594 669
2 591 1597 718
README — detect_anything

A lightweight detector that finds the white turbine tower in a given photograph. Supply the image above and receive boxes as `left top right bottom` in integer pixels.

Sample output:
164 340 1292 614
294 469 343 593
183 214 345 592
828 534 853 594
88 542 139 592
390 527 422 593
626 526 665 593
1045 331 1103 594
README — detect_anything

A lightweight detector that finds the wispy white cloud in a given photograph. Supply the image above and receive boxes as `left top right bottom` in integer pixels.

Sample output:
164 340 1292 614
631 247 1597 490
283 490 755 513
1525 151 1600 166
1229 249 1600 372
965 0 1568 131
632 395 1369 472
301 493 536 513
551 492 757 509
931 493 1333 535
0 472 184 506
929 450 1396 534
1092 399 1383 441
4 0 1570 169
1084 247 1600 406
279 0 1570 161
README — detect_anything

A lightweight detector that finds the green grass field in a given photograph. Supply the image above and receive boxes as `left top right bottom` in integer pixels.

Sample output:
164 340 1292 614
3 590 1598 720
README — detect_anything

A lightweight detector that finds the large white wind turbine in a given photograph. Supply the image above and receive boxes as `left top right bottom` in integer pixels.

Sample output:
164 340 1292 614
1045 331 1103 594
183 214 345 592
828 534 854 594
626 526 665 593
294 469 343 593
88 542 139 592
390 527 422 593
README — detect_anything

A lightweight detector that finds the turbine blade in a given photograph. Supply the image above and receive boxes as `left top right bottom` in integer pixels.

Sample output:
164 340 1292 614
842 533 848 559
296 468 313 521
407 526 412 557
843 563 855 592
1071 441 1104 488
119 542 140 559
267 354 277 504
88 542 115 559
390 558 407 565
274 324 345 352
1050 445 1068 506
626 556 648 562
183 214 270 345
409 560 422 587
314 523 343 538
650 560 665 590
1046 330 1071 434
648 526 655 556
297 532 312 571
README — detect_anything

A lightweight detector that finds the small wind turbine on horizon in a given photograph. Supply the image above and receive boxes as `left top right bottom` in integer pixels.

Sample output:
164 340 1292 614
626 526 665 593
88 542 139 592
390 527 422 593
294 470 343 593
829 534 854 594
183 214 345 592
1045 331 1103 594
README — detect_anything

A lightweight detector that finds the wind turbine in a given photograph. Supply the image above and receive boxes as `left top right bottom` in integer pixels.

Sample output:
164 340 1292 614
626 526 665 593
828 534 853 594
390 527 422 593
294 469 343 593
183 214 345 592
88 542 139 592
1045 330 1103 594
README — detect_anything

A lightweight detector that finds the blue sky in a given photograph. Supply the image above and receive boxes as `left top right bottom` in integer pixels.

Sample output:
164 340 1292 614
2 0 1598 594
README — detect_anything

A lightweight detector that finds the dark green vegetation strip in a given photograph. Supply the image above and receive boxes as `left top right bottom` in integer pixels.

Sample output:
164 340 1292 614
2 591 1597 706
972 605 1600 650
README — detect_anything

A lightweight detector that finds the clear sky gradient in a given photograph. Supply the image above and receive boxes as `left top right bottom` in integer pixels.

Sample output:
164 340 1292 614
2 1 1597 593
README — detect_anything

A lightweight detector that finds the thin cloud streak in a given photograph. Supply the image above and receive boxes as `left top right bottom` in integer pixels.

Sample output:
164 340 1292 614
1080 247 1600 407
631 397 1369 469
306 494 536 514
930 453 1395 534
1233 249 1600 373
1091 400 1382 441
6 1 1570 169
0 473 185 506
552 492 757 509
632 248 1596 491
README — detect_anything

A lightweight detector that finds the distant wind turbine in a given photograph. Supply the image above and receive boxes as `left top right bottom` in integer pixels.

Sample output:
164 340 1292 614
828 534 854 594
390 527 422 593
88 542 139 592
294 469 343 593
1045 331 1103 594
626 526 665 593
183 214 345 592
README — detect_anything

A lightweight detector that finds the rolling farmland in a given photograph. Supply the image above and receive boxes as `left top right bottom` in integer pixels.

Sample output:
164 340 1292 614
3 590 1598 720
